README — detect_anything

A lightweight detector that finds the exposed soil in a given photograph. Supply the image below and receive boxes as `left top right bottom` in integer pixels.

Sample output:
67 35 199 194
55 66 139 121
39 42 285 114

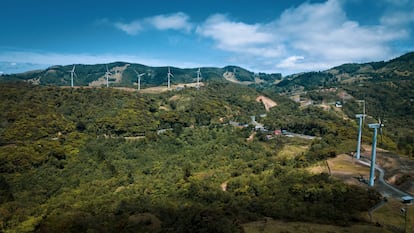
326 154 371 187
256 96 277 111
89 64 130 87
223 71 254 85
326 145 414 195
139 82 204 94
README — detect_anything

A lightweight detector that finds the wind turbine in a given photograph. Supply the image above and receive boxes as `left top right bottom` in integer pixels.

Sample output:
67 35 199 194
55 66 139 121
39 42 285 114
105 65 112 88
133 68 145 91
69 65 77 88
167 67 174 89
368 120 384 187
196 67 201 89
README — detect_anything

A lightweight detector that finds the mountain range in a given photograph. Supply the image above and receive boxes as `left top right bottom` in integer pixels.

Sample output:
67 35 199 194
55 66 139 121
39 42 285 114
1 52 413 91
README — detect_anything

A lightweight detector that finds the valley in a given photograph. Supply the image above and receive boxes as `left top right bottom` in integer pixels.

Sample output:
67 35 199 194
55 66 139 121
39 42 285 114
0 52 414 232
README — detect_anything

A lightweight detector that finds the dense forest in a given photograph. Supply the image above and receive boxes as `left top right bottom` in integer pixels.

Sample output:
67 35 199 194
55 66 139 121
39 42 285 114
0 81 383 232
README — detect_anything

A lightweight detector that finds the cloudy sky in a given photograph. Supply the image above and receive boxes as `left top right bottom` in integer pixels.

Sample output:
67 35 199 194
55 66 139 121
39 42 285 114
0 0 413 75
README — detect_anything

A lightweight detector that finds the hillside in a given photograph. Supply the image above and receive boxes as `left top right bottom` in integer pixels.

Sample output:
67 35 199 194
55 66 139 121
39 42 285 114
1 52 414 232
269 52 414 157
0 81 385 232
0 63 282 88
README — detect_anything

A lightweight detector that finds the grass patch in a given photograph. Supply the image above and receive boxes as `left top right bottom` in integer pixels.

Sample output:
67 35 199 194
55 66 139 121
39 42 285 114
372 199 414 232
277 145 309 160
328 154 370 175
243 219 389 233
307 161 329 174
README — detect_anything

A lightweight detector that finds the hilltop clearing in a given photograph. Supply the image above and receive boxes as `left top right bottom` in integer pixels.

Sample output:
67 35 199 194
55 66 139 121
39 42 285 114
312 146 414 196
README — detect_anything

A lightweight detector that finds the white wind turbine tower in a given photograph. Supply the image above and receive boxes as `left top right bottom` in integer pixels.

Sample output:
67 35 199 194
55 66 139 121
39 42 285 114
167 67 174 89
133 68 145 91
69 65 77 88
196 67 201 89
105 65 112 88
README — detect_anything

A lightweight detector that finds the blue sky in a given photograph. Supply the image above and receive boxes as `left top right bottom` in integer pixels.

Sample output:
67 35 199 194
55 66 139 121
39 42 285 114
0 0 413 75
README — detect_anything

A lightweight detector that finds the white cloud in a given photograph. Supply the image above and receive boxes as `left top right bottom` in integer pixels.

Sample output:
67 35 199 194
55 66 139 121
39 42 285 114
148 12 192 32
114 20 143 35
195 0 412 75
273 0 408 65
196 14 282 58
114 12 193 35
277 56 304 69
3 1 412 76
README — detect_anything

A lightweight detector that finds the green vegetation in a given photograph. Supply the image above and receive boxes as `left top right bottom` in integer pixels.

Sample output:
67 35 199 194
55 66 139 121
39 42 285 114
243 219 389 233
258 52 414 157
1 51 413 232
0 81 382 232
0 63 281 89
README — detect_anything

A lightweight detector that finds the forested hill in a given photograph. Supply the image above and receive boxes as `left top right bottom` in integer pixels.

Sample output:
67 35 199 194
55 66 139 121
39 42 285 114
0 63 282 87
274 51 414 91
0 81 383 232
0 52 413 232
270 51 414 156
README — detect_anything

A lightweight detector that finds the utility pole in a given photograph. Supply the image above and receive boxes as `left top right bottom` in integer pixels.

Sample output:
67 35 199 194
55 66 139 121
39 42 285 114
355 114 365 159
401 206 408 233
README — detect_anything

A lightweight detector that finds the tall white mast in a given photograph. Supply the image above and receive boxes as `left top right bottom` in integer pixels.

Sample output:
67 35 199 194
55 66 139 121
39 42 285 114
196 68 202 89
167 67 174 89
105 65 112 88
133 68 145 91
70 65 77 88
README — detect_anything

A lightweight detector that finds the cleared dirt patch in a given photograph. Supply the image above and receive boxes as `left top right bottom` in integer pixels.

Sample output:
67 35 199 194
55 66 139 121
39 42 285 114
256 96 277 111
325 154 371 186
89 64 130 87
311 147 414 195
223 71 254 85
140 82 204 94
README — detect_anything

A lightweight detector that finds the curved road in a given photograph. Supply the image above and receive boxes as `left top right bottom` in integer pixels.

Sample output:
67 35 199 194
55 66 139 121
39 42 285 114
357 159 411 199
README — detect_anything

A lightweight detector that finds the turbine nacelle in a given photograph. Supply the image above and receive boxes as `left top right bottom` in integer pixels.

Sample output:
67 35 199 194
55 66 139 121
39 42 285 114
368 123 384 129
355 114 366 119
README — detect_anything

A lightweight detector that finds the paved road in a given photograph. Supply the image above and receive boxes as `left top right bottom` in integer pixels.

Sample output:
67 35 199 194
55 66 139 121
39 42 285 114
357 159 411 199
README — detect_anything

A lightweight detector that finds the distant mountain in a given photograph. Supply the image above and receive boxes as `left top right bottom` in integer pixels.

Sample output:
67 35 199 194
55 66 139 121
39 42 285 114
0 62 282 88
0 61 48 75
273 52 414 91
271 51 414 156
